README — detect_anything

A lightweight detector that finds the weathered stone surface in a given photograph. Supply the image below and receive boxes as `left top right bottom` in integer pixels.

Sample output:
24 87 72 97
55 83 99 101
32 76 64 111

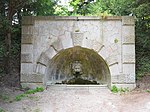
21 73 43 83
123 45 135 55
22 26 33 34
21 53 33 63
122 26 135 44
60 32 73 49
22 16 34 25
92 40 103 52
98 47 109 60
38 53 50 66
21 63 33 74
51 39 63 52
22 34 33 44
36 64 47 75
21 45 33 53
71 32 84 46
111 74 135 83
45 47 57 59
123 55 135 64
109 64 119 75
123 64 135 74
122 16 134 25
21 16 136 89
106 56 118 66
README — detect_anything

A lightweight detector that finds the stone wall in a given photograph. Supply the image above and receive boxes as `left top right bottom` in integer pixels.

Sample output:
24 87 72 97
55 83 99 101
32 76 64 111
21 16 136 89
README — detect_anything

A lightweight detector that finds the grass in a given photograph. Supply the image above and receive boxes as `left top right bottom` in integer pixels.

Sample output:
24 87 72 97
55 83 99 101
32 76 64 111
146 90 150 93
0 107 5 112
111 85 129 94
15 87 44 101
0 94 9 101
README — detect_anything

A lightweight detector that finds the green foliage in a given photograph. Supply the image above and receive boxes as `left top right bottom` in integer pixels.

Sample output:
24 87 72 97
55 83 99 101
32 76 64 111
15 94 27 101
87 0 134 16
0 107 5 112
22 0 56 16
0 94 10 101
111 85 119 93
146 90 150 93
133 2 150 78
111 85 129 93
15 87 44 101
25 87 44 94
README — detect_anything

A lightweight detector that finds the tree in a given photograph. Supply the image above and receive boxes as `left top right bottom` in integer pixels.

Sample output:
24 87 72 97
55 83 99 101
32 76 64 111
132 1 150 77
87 0 134 16
0 0 56 74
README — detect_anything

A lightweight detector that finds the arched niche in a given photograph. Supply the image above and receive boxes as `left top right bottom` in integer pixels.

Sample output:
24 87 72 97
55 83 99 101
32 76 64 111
45 46 111 85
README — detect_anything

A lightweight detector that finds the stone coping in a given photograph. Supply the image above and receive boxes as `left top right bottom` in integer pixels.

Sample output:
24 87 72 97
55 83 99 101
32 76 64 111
22 16 135 25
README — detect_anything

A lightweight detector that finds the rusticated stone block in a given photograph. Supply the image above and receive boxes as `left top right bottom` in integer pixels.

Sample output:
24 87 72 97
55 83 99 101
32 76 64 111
22 16 34 25
123 64 135 74
71 32 84 46
21 73 43 83
123 55 135 64
21 63 33 74
109 64 120 75
92 40 103 52
122 45 135 55
21 45 33 53
106 55 118 66
22 34 33 44
51 39 63 52
21 53 33 63
122 16 134 25
36 64 47 75
22 26 33 34
122 26 135 44
37 53 50 66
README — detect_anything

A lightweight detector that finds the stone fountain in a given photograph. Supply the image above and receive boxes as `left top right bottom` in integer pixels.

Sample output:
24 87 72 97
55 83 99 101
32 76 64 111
21 16 136 90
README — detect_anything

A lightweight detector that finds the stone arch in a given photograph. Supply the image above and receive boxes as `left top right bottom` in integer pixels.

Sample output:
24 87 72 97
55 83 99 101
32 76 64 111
35 34 120 86
36 46 112 86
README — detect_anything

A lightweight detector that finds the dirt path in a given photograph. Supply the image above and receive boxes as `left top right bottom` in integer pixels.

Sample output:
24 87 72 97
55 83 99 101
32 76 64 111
0 87 150 112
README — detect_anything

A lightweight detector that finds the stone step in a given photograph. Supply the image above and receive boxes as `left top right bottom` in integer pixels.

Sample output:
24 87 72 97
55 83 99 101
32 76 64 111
46 84 109 91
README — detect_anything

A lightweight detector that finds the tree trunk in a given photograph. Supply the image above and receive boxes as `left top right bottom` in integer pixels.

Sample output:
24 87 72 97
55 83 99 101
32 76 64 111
5 28 12 74
5 1 13 74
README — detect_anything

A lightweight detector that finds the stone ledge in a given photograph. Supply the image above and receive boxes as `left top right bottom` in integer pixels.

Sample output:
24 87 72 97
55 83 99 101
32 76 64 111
21 53 33 63
21 73 43 83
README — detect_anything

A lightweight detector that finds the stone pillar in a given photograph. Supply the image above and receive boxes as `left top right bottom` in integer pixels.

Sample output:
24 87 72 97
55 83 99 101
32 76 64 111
21 17 43 88
111 16 136 90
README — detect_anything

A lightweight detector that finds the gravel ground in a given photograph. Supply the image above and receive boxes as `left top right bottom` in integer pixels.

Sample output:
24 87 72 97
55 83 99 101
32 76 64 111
0 86 150 112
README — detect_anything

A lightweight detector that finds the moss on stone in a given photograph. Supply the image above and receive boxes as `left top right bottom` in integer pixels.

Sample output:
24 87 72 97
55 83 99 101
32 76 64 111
48 46 110 84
